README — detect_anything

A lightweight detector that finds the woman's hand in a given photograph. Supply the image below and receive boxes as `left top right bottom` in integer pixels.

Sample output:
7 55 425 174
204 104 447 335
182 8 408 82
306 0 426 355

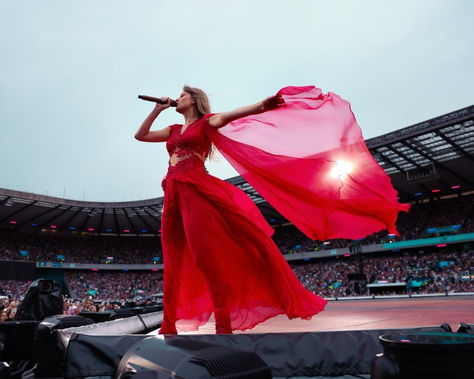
261 94 285 112
152 97 172 112
135 97 172 142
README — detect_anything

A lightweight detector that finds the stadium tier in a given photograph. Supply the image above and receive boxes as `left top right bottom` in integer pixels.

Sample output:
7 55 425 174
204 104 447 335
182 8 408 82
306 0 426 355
1 105 473 305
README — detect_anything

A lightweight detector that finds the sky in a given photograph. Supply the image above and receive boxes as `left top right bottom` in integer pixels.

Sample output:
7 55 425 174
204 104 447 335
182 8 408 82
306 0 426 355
1 0 473 202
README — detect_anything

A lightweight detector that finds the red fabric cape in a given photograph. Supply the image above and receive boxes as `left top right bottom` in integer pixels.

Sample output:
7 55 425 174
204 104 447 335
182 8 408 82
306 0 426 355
208 85 410 241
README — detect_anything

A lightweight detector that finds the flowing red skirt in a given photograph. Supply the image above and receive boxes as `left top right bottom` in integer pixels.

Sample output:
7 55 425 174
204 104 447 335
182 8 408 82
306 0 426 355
161 160 327 332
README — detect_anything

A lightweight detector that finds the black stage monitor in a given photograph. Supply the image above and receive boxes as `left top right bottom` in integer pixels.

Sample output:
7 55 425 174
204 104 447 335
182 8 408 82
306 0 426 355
116 336 271 378
0 320 39 361
371 331 474 378
15 279 63 321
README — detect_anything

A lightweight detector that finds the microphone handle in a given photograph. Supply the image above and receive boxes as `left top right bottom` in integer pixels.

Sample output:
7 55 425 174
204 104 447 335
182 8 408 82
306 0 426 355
138 95 177 107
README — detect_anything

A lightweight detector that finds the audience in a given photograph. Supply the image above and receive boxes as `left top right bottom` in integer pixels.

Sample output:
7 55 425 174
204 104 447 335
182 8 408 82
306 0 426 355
1 194 472 263
0 247 472 316
64 270 163 301
0 194 473 318
0 230 163 264
291 247 473 297
273 194 473 254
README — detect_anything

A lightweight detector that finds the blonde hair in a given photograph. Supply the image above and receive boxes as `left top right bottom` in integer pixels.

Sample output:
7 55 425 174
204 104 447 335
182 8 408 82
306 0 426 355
183 85 211 118
183 85 216 160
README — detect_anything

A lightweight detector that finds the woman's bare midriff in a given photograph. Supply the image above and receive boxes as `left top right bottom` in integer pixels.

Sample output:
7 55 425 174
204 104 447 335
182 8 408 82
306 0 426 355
169 151 206 167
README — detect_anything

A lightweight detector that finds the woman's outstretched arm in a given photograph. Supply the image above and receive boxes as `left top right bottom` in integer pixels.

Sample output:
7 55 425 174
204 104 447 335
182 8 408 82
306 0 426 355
135 99 172 142
208 94 285 129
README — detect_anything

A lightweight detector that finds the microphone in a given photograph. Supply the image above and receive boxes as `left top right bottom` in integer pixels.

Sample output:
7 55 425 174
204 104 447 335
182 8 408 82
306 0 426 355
138 95 177 107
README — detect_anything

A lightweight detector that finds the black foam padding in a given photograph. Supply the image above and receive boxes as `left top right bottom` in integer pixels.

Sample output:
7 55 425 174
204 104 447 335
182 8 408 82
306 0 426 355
64 325 450 378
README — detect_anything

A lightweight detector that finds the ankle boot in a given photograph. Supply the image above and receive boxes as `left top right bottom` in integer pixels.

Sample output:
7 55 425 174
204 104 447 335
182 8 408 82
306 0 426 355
159 320 177 334
215 310 232 334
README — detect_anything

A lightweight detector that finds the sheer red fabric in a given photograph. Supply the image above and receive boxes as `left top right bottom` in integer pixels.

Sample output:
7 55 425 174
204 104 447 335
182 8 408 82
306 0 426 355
160 117 327 333
209 86 410 241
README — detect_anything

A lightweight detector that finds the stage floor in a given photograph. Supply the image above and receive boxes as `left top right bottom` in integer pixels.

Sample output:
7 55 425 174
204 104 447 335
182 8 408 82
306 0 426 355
178 295 474 335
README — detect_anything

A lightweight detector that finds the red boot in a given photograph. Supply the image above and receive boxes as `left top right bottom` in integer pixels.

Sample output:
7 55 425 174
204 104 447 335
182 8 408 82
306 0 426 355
215 310 233 334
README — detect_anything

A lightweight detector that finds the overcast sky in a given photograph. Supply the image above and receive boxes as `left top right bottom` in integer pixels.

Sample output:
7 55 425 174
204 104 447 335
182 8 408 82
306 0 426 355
1 0 472 202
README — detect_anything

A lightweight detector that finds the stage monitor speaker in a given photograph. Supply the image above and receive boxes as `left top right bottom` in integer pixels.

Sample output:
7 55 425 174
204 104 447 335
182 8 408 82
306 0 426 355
115 336 271 379
15 279 63 321
0 320 39 361
33 315 93 378
371 331 474 379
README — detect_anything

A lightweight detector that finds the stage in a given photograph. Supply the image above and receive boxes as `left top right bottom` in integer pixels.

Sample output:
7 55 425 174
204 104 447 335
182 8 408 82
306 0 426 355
176 294 474 335
57 294 474 378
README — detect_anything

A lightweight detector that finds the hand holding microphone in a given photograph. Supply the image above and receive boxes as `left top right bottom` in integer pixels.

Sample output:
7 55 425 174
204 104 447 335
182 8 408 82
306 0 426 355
138 95 177 107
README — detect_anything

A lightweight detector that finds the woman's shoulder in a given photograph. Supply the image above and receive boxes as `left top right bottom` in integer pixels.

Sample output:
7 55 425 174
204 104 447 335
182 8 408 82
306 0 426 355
202 113 216 120
199 113 216 128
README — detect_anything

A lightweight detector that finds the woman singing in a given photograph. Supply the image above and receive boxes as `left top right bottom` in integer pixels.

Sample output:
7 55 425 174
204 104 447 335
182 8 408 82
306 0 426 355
135 86 328 334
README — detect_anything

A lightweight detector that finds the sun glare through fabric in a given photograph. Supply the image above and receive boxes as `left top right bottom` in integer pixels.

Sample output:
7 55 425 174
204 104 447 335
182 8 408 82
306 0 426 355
330 160 354 180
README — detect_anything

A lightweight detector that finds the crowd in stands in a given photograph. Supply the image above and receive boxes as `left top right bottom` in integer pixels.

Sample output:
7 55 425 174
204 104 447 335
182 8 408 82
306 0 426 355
0 229 163 264
272 194 473 254
0 194 473 318
0 284 23 321
0 278 158 321
292 248 474 297
64 270 163 301
1 194 472 264
1 247 472 314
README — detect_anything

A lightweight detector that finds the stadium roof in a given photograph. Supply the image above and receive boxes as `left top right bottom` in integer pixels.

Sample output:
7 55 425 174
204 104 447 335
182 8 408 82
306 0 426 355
366 104 474 203
1 104 473 236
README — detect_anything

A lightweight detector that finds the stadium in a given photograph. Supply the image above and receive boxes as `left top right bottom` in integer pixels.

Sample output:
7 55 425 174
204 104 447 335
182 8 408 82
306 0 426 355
1 104 473 377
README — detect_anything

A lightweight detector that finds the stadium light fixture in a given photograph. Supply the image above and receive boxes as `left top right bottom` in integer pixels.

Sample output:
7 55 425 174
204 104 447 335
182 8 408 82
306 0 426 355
330 160 353 180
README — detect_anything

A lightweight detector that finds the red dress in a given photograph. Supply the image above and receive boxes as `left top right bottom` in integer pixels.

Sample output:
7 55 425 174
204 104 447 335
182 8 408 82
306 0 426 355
159 85 409 333
159 115 327 333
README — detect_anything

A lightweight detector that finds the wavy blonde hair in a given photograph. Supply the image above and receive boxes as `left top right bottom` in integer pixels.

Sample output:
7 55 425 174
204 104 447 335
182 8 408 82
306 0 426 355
182 85 215 159
183 85 211 118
